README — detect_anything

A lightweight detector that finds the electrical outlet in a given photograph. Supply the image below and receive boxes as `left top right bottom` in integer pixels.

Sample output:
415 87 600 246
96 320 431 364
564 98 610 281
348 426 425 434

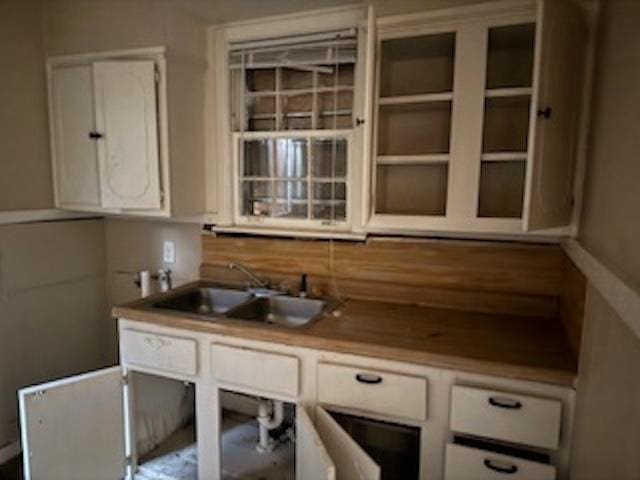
163 241 176 264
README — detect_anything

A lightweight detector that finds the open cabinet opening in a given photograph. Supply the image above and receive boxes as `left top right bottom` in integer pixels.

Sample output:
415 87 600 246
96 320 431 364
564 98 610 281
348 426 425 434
219 390 295 480
132 373 196 480
326 410 421 480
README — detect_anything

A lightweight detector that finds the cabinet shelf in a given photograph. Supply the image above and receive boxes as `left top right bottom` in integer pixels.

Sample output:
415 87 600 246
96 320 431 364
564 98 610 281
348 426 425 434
481 152 528 162
485 87 532 98
379 92 453 105
247 86 354 97
377 154 449 165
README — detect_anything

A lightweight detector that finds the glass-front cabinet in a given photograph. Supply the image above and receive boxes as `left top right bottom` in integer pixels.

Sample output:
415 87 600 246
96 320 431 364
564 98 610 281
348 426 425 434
367 0 588 234
214 1 589 236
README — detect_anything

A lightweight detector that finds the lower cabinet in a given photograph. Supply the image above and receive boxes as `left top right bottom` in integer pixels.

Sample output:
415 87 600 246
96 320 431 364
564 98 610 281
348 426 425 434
18 367 196 480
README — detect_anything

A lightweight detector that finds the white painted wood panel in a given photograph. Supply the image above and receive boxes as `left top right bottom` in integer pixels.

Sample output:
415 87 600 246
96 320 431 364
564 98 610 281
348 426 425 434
50 65 101 208
444 444 556 480
18 367 126 480
317 362 427 421
524 0 587 230
450 385 562 450
211 343 299 397
296 407 336 480
315 406 380 480
121 329 198 376
93 60 162 209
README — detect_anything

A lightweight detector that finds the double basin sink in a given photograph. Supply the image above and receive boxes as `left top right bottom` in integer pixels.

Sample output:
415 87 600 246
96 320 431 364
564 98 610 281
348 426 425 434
151 285 335 328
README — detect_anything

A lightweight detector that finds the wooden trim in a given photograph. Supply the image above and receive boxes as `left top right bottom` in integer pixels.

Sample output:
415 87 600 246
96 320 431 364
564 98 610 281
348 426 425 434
0 209 98 226
563 239 640 340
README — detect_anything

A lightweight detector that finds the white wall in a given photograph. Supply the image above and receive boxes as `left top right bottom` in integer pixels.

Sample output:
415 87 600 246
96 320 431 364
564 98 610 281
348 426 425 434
0 219 109 448
0 0 54 210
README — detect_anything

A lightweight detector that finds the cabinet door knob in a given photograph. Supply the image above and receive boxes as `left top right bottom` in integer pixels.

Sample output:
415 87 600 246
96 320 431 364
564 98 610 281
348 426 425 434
355 117 366 126
88 131 104 139
537 107 552 119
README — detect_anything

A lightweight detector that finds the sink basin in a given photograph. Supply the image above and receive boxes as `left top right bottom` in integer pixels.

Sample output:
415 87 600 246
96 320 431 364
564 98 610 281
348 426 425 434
226 296 327 328
153 287 252 316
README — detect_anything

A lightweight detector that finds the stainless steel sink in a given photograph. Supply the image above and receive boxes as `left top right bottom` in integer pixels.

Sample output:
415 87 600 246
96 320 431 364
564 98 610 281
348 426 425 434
226 295 327 328
153 287 252 316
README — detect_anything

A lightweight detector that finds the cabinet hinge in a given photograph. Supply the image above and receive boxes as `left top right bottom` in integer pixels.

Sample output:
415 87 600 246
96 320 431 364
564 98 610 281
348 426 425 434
121 373 130 386
125 455 133 467
154 67 160 84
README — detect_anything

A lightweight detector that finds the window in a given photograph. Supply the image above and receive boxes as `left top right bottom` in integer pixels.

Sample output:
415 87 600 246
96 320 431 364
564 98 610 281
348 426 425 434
229 29 357 228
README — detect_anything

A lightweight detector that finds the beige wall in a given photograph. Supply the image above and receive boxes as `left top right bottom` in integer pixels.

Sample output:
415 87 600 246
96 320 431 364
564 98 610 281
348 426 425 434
570 287 640 479
0 0 54 210
103 219 202 360
571 1 640 478
0 219 109 448
578 0 640 290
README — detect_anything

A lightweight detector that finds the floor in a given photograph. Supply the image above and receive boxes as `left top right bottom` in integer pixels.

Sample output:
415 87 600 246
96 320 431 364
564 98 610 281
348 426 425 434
135 411 294 480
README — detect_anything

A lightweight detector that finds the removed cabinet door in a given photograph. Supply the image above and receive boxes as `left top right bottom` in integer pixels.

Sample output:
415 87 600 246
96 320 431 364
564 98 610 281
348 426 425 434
315 407 381 480
297 407 336 480
524 0 587 230
49 65 101 208
18 366 127 480
93 60 162 209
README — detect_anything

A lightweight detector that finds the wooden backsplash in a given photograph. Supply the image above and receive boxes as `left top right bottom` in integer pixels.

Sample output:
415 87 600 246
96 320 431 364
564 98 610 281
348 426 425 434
201 234 572 319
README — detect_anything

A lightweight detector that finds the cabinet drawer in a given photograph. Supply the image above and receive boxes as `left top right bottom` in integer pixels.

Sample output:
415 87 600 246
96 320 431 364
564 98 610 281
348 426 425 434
121 329 197 376
317 363 427 421
211 344 299 397
445 444 556 480
450 385 562 450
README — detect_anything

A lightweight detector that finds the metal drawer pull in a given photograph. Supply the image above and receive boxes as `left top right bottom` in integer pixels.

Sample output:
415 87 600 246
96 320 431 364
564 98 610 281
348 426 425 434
484 459 518 474
488 396 522 409
355 373 383 385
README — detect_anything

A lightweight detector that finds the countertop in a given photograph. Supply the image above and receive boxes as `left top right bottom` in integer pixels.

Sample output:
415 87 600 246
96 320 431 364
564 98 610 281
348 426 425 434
113 281 577 387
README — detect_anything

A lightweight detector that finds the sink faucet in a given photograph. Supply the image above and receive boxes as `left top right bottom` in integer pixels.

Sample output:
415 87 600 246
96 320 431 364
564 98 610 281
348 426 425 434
228 262 269 288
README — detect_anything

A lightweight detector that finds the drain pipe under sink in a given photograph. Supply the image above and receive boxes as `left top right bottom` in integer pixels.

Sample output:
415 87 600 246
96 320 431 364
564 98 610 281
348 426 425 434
256 399 284 453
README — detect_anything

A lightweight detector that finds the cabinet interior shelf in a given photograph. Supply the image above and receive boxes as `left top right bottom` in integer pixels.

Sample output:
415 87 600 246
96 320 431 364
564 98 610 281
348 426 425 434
485 87 532 98
379 92 453 106
251 110 352 120
242 176 348 182
377 154 449 165
247 86 354 97
480 152 528 162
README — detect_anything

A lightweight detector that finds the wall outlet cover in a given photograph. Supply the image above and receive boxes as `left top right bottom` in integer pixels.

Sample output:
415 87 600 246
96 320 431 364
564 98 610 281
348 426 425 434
163 240 176 264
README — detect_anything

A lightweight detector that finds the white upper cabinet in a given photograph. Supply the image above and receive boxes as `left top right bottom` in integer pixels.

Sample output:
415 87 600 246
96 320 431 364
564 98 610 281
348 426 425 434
93 61 162 210
366 0 589 235
47 47 206 218
49 65 101 209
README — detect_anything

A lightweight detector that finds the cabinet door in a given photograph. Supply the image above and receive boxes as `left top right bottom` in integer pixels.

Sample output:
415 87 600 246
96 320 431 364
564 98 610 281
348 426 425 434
314 407 381 480
296 406 336 480
50 65 101 209
524 0 587 230
93 60 162 210
18 366 126 480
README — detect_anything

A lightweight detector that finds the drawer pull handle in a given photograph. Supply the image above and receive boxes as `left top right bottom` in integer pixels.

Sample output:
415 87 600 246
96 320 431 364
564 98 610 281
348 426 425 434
355 373 383 385
488 397 522 409
144 336 169 350
484 459 518 475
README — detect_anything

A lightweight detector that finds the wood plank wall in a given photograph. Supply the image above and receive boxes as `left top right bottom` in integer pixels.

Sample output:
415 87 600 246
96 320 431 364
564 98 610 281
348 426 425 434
201 234 571 319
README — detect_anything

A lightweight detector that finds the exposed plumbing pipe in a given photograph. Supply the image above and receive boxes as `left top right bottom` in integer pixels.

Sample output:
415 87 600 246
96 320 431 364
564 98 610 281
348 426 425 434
256 399 284 453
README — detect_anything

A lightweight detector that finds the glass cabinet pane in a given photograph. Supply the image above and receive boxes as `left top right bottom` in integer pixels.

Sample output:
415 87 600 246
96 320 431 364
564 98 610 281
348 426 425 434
243 140 273 177
242 181 272 216
478 161 526 218
274 181 308 218
376 164 448 216
380 32 455 97
482 96 531 152
377 102 452 156
486 24 535 89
